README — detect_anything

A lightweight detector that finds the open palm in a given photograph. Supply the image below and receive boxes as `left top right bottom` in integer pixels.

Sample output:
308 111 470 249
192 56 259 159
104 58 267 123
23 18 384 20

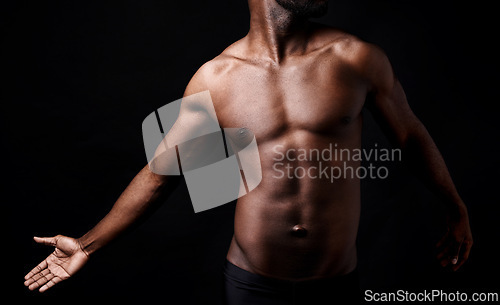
24 235 89 292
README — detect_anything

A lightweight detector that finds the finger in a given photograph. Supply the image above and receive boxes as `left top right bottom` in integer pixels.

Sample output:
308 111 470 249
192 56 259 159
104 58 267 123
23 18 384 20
24 268 50 287
451 241 463 265
437 241 456 266
439 257 449 267
39 276 63 293
33 236 58 247
29 273 54 291
452 256 466 271
452 240 472 271
437 238 462 267
24 259 48 280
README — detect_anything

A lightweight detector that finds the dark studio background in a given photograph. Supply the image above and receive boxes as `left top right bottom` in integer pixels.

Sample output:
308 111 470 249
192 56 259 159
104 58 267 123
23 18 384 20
2 0 498 303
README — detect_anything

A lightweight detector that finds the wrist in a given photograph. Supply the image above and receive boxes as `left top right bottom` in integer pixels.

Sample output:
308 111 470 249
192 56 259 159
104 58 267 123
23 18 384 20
77 235 96 257
444 200 469 223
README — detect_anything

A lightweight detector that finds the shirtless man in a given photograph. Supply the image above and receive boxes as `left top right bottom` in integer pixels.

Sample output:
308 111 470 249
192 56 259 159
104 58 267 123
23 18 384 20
24 0 473 304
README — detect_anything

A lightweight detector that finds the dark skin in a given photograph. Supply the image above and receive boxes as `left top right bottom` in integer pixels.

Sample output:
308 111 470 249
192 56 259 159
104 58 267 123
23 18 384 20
25 0 472 292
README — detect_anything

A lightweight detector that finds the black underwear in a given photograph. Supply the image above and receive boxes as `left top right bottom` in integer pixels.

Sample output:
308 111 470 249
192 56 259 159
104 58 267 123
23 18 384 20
223 260 360 305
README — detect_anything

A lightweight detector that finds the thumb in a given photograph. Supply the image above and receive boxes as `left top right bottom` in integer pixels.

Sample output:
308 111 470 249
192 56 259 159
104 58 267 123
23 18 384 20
33 236 59 247
451 241 462 265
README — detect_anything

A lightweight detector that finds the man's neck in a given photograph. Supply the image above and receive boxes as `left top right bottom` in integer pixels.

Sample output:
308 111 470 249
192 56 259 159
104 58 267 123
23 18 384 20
246 0 313 64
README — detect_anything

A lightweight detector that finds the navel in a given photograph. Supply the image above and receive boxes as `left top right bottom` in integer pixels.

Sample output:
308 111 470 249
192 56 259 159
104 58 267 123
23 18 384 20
291 225 308 237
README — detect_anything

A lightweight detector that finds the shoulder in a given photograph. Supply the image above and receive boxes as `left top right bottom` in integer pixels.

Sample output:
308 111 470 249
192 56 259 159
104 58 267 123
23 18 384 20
184 40 246 96
337 38 392 80
315 26 394 92
312 25 389 68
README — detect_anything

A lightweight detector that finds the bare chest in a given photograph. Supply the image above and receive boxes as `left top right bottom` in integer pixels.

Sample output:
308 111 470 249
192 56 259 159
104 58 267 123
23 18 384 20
210 55 368 142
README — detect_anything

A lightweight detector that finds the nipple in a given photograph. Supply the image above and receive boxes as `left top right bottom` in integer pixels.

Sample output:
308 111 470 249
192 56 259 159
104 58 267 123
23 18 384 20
225 127 253 150
237 127 249 139
291 225 308 237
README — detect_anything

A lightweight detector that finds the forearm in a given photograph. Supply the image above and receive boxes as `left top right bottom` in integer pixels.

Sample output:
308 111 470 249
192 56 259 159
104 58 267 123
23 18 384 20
78 165 180 255
402 125 466 214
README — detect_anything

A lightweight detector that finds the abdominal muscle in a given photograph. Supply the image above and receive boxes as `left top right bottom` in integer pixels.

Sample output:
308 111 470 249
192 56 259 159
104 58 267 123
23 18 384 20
226 132 362 280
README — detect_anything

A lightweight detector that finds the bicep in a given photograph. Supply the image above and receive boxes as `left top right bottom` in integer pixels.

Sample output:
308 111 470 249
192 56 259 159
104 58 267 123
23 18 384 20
166 65 216 145
150 68 221 174
165 92 217 146
361 46 422 146
366 79 422 146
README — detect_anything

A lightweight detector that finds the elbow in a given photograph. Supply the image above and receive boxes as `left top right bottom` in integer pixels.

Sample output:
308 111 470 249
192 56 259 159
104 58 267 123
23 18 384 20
396 120 429 151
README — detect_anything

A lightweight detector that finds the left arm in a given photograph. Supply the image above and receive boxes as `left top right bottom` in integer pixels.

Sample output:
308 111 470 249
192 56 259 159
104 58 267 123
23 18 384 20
358 43 473 271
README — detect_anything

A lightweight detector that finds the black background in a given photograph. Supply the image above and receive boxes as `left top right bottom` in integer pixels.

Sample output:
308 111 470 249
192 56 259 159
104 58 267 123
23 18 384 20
3 0 499 303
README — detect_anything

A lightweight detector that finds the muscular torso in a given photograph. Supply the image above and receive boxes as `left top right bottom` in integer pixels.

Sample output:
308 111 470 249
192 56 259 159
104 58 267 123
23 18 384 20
199 28 370 280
